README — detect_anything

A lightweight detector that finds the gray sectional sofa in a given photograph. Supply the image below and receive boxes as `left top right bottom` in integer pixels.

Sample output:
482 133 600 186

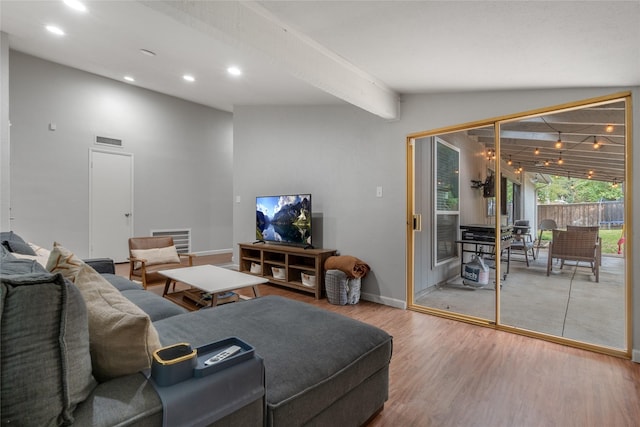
0 234 392 426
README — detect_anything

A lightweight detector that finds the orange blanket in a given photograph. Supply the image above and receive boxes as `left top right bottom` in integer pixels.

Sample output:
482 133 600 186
324 255 370 278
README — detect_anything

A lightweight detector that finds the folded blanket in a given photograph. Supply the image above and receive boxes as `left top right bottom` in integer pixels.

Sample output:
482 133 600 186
324 255 370 279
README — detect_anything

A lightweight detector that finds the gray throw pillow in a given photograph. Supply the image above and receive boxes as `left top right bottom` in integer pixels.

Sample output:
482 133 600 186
2 239 37 256
0 273 96 425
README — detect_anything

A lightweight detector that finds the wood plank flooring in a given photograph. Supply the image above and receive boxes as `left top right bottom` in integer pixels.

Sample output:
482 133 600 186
116 257 640 426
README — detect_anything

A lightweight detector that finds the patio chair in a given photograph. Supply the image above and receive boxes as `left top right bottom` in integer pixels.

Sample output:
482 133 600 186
128 236 195 289
566 225 602 266
535 219 557 258
510 220 536 266
546 229 599 282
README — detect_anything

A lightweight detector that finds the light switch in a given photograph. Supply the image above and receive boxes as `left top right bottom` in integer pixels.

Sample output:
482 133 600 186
376 186 383 198
235 196 241 203
49 122 56 131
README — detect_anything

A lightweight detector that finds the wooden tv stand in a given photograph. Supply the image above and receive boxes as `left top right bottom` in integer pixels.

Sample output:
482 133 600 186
238 243 336 299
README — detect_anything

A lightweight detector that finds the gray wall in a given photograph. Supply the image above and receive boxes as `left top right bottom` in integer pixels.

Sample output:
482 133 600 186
0 33 9 231
232 86 639 355
5 51 234 256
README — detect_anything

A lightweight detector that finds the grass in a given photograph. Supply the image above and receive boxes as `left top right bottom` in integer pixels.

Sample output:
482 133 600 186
538 228 625 255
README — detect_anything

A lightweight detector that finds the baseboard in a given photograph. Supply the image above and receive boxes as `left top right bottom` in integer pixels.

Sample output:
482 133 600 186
632 349 640 363
192 248 233 256
360 292 406 310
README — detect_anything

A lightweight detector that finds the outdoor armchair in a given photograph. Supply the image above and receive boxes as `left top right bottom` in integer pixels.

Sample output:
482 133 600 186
546 229 599 282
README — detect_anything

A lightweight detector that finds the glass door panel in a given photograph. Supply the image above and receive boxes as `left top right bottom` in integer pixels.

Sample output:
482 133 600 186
412 126 498 323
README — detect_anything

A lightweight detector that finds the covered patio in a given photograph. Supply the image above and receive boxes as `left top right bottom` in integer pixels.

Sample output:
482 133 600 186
416 248 625 349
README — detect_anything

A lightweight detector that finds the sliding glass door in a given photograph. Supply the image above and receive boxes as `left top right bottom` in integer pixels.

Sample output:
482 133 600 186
407 93 631 357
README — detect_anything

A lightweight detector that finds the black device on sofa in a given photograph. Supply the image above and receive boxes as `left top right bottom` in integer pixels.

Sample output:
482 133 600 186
1 232 392 426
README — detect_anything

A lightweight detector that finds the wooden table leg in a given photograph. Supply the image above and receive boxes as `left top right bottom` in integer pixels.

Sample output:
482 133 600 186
252 285 261 298
210 293 218 307
162 278 173 297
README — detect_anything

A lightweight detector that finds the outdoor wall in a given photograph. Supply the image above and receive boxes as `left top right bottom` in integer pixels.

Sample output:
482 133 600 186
5 51 234 257
233 86 640 356
412 131 487 295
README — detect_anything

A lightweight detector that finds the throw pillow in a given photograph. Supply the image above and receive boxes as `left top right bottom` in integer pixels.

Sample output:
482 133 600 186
0 231 37 256
0 273 96 425
12 243 51 268
46 242 85 280
2 239 37 256
73 263 162 381
130 245 180 269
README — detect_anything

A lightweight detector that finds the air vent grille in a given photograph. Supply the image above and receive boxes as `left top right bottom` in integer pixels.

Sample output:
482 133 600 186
151 229 191 254
95 135 123 147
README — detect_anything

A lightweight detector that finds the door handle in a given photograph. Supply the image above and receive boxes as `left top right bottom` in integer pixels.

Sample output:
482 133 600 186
413 214 422 231
124 213 131 217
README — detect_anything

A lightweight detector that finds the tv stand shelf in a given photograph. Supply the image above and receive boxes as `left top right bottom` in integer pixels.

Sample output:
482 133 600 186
238 243 337 299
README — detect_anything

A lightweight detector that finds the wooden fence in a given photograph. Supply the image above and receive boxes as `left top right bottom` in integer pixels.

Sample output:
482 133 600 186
537 201 624 229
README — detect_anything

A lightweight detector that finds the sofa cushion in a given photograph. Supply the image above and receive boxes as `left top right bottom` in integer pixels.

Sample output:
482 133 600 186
74 263 163 381
0 257 48 274
130 246 180 269
102 272 145 291
0 273 96 425
121 289 188 321
153 295 393 426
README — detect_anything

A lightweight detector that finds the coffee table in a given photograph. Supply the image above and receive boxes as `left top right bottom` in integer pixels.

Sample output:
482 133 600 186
159 264 268 310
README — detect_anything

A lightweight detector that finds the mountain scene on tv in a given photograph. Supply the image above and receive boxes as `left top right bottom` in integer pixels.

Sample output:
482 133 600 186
256 194 311 246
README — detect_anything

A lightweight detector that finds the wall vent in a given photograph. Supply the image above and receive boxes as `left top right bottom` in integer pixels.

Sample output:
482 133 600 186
95 135 123 147
151 229 191 254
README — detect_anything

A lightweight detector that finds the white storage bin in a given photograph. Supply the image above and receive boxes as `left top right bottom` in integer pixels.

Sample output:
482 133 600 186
271 267 286 280
250 262 262 274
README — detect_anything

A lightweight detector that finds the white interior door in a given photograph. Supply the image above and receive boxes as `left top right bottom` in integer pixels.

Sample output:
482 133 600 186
90 149 133 262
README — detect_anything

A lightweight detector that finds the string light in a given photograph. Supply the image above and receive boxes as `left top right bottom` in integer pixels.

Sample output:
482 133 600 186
557 153 564 165
606 124 614 133
534 147 540 155
593 136 600 149
555 132 563 149
507 155 512 166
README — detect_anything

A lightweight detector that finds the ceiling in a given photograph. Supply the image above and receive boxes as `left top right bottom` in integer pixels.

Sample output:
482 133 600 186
1 1 639 118
1 1 638 183
468 99 627 185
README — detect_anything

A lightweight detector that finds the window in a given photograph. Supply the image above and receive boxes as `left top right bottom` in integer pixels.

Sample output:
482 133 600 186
434 137 459 265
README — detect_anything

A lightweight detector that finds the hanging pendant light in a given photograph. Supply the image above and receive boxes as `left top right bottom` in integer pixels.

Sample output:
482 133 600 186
555 132 563 149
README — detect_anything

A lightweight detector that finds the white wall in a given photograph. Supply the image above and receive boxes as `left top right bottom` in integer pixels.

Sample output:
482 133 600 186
0 33 9 231
5 51 234 256
232 86 639 352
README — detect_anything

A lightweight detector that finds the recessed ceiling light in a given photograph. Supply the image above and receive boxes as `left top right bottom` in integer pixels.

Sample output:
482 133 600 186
140 49 156 57
63 0 87 12
183 74 195 82
124 76 135 82
46 25 65 36
227 66 242 76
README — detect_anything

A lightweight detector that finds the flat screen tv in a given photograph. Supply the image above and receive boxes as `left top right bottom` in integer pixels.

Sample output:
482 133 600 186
256 194 312 247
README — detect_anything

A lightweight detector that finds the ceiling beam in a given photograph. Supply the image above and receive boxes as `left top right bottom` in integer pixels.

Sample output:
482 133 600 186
141 1 400 120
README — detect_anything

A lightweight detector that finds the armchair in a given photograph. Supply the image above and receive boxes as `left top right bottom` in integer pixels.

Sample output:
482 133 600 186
546 229 599 282
128 236 194 289
566 225 602 267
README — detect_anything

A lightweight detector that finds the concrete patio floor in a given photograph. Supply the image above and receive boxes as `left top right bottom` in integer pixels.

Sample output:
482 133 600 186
415 249 626 349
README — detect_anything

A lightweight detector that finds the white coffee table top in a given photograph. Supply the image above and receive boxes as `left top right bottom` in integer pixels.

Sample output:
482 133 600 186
158 264 267 294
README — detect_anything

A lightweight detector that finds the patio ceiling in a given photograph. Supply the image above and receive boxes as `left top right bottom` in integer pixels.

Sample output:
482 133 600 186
468 100 626 185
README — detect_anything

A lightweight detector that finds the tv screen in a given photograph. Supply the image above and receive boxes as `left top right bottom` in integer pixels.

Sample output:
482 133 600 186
256 194 312 247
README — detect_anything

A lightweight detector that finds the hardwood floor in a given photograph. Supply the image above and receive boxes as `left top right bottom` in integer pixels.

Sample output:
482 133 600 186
116 257 640 426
